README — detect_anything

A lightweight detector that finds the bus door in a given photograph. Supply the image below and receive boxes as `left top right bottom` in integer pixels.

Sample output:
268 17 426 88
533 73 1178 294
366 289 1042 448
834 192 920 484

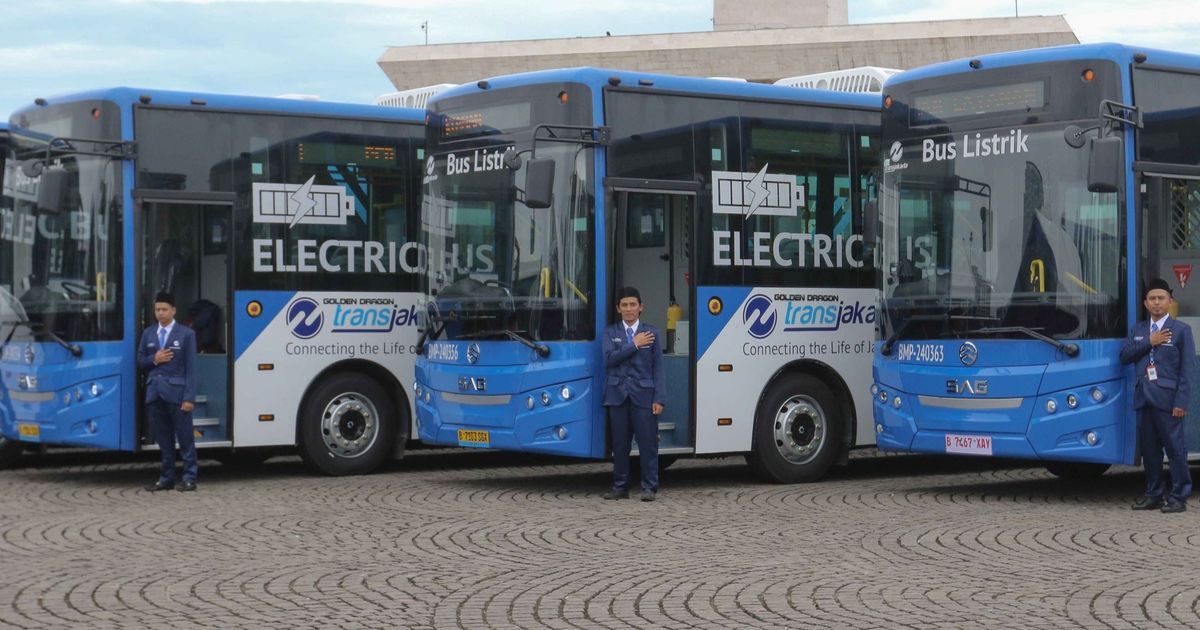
139 198 233 448
1142 173 1200 452
611 187 695 455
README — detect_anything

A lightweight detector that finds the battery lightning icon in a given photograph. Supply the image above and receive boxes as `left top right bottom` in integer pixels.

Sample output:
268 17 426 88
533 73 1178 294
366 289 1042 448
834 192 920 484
252 176 356 227
711 165 806 218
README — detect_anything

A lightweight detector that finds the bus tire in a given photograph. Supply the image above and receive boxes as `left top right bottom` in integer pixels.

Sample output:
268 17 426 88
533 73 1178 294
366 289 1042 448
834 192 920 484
1044 461 1110 479
747 373 841 484
0 435 22 470
299 373 396 476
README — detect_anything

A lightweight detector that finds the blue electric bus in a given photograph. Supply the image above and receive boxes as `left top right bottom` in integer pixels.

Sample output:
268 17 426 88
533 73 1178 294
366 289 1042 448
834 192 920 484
415 68 880 482
0 120 17 466
0 89 425 474
872 43 1200 476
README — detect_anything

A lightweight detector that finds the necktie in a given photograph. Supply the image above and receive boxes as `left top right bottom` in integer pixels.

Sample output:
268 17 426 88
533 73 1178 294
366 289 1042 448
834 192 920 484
159 328 167 349
626 327 634 346
1150 322 1159 364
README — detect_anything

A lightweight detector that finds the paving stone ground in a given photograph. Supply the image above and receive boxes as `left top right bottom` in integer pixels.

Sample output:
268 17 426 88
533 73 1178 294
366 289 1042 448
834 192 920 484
0 447 1197 629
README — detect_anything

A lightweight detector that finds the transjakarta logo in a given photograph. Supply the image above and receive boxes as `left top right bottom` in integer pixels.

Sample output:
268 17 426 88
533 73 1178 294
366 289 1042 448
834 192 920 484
252 176 355 227
922 129 1029 162
884 141 908 174
742 294 777 339
423 155 437 184
287 298 323 339
285 297 419 339
744 294 876 336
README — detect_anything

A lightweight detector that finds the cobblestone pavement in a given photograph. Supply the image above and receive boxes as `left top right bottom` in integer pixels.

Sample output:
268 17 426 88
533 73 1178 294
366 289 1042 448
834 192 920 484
1 448 1198 629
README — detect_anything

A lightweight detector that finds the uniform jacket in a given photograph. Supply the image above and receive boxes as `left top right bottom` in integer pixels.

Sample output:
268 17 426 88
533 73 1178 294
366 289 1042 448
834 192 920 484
138 322 198 405
1119 316 1195 412
602 321 666 408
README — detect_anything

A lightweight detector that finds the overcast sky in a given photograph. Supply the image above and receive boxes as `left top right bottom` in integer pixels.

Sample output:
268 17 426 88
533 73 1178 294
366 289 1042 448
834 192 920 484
2 0 1197 116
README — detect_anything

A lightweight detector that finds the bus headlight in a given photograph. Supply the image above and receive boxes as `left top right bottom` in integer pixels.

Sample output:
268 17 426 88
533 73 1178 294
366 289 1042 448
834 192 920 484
878 391 889 403
90 382 102 397
527 395 535 410
540 391 551 406
1066 394 1078 409
1086 431 1099 445
892 395 902 409
1046 399 1057 413
560 386 572 401
1091 388 1104 402
871 384 879 396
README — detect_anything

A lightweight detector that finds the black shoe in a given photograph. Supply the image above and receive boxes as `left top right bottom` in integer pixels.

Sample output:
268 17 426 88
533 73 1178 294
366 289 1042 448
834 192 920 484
177 480 197 492
603 489 629 500
640 490 657 502
1161 501 1187 514
145 481 174 492
1131 496 1165 510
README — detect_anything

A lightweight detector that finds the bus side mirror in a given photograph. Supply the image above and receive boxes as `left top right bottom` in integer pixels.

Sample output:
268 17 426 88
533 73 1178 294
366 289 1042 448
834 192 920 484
1087 136 1121 194
36 167 70 213
523 157 555 209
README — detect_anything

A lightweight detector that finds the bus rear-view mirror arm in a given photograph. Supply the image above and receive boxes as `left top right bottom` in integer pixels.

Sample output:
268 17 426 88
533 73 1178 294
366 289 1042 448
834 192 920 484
1064 100 1140 194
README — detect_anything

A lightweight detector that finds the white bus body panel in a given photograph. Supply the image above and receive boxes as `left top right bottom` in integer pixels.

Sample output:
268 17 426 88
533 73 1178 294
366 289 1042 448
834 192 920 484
693 287 877 454
232 291 420 447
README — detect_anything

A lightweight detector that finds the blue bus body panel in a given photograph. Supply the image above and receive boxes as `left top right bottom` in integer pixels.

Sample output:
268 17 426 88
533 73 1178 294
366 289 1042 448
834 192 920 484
432 67 880 112
14 87 424 124
0 341 129 449
416 341 604 458
874 339 1132 464
884 42 1200 90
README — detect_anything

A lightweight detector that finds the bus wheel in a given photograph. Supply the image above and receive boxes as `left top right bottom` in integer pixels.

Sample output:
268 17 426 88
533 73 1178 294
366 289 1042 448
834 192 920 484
748 373 840 483
0 435 22 470
299 373 396 476
1044 461 1110 479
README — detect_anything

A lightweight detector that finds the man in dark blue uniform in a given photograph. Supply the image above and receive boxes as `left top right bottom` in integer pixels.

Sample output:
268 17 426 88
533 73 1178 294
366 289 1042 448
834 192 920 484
139 292 199 492
1120 278 1194 513
602 287 666 502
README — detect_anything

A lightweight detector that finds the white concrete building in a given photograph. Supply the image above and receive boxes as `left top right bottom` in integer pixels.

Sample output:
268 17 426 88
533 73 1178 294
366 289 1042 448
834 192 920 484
377 1 1077 91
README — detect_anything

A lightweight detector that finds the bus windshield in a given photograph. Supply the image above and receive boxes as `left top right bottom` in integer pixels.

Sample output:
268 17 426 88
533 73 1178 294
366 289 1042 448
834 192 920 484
880 121 1121 342
421 94 594 342
1 105 123 343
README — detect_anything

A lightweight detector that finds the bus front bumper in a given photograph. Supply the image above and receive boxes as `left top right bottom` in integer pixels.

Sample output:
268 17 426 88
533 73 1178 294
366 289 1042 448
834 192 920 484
872 379 1128 465
415 376 601 459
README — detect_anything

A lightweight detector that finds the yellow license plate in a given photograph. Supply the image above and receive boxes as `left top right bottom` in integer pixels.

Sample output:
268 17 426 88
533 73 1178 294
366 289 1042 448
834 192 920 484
457 429 490 448
17 423 40 439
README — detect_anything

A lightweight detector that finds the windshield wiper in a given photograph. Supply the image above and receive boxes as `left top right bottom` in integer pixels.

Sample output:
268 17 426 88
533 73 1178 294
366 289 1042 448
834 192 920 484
968 326 1080 358
880 314 945 356
413 323 444 356
1 320 82 358
456 328 550 357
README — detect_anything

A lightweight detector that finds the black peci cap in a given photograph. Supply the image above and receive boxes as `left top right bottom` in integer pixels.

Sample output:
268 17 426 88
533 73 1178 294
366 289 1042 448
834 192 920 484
154 291 175 306
1145 278 1172 297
